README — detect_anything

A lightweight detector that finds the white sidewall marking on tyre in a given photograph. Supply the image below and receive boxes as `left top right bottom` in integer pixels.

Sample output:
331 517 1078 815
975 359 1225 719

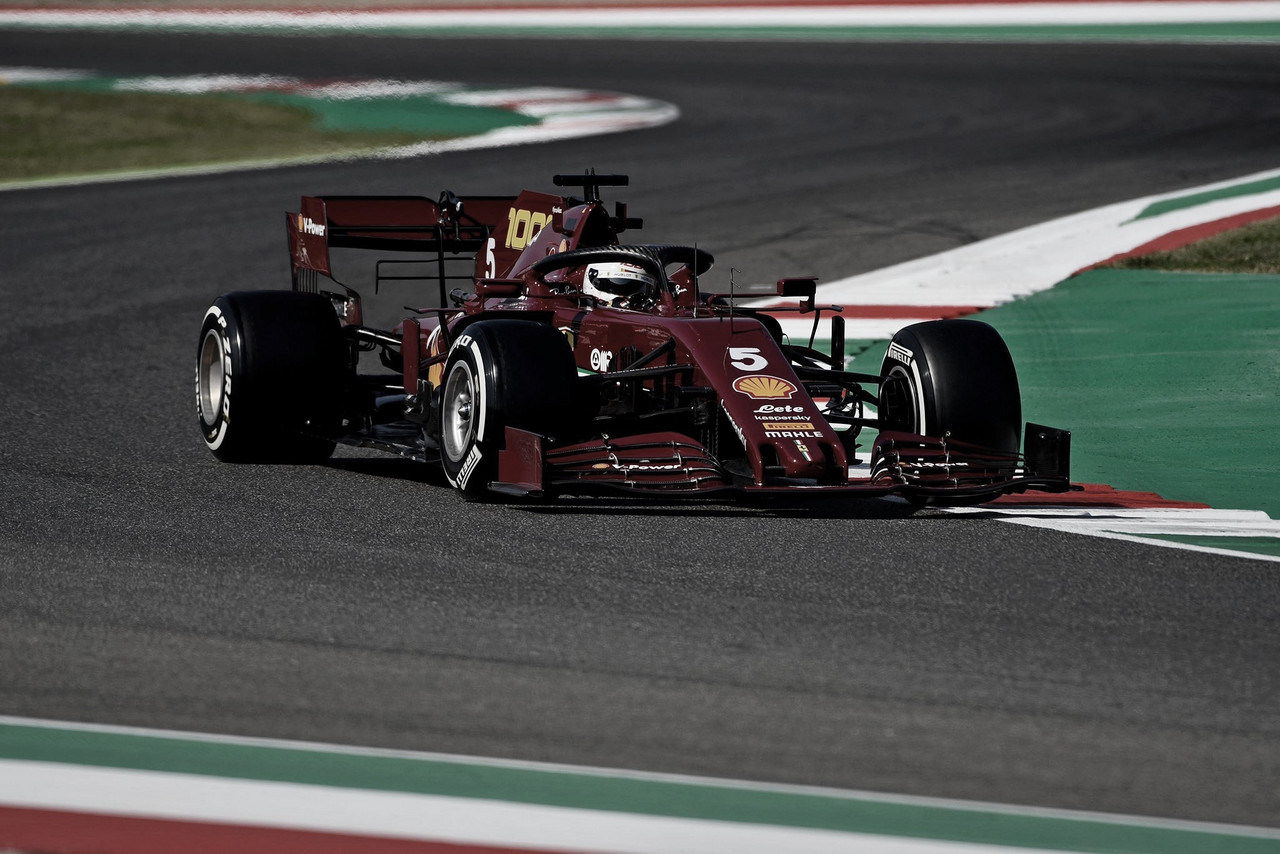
457 445 483 491
443 340 488 491
468 340 487 443
909 358 925 435
199 305 233 451
442 361 473 489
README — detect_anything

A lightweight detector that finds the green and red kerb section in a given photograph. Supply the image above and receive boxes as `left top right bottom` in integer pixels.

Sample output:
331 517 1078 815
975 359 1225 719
0 68 679 189
3 716 1279 854
752 170 1280 563
761 168 1280 561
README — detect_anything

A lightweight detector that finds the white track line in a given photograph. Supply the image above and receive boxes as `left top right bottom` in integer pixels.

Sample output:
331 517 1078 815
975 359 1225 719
0 759 1060 854
3 3 1280 30
941 506 1280 562
818 167 1280 310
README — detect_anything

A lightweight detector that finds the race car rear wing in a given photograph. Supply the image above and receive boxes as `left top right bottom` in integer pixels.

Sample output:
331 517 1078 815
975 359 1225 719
287 193 516 305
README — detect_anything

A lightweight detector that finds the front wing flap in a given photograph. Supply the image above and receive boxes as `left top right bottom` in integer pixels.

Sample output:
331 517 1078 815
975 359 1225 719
490 424 1073 500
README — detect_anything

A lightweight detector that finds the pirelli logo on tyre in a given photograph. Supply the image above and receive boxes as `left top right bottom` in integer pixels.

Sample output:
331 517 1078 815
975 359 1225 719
887 342 914 365
732 375 797 400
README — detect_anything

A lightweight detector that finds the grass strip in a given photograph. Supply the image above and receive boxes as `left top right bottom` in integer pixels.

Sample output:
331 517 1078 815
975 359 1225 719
1110 215 1280 274
0 86 425 182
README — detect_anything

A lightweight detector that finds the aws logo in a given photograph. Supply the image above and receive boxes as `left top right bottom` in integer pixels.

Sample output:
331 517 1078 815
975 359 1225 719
732 375 797 400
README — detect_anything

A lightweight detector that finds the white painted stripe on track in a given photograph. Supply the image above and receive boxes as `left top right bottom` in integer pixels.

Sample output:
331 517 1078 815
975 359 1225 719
994 517 1280 563
0 759 1058 854
817 166 1280 310
761 167 1280 342
3 3 1280 30
939 507 1280 563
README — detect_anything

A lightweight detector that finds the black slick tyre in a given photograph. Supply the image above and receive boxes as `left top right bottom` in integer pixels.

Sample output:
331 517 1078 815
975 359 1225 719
878 319 1022 454
438 320 576 500
196 290 345 463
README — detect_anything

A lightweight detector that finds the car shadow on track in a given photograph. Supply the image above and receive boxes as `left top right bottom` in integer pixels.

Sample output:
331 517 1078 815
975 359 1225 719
514 494 923 520
324 455 449 485
324 455 933 519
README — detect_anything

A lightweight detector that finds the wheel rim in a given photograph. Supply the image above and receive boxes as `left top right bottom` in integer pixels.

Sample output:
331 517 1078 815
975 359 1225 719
442 360 477 462
880 366 921 434
198 327 225 426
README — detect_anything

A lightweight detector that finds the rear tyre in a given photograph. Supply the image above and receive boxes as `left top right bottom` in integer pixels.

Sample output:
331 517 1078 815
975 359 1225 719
196 291 345 463
439 320 576 500
878 319 1021 454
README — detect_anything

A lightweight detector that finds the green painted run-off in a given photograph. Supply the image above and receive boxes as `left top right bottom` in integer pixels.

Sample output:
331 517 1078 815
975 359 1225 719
981 268 1280 519
9 75 538 138
846 268 1280 542
244 92 537 137
2 721 1278 853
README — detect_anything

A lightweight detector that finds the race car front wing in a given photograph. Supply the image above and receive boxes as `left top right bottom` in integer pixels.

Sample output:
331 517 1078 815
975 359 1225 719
490 424 1073 501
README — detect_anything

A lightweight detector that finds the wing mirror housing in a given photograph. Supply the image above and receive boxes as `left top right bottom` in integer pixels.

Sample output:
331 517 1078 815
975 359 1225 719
776 277 817 299
777 277 817 311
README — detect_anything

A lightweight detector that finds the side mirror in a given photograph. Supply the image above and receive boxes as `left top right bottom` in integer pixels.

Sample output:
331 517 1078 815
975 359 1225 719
776 277 818 299
777 277 817 312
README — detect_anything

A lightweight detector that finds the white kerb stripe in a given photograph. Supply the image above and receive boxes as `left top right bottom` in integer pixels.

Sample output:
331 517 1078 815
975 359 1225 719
0 760 1058 854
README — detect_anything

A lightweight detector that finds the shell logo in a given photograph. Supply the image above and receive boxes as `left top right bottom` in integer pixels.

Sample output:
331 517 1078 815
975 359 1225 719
732 375 797 400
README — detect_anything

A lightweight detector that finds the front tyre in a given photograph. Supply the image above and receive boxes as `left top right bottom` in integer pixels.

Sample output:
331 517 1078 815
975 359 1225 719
439 320 576 500
878 319 1021 454
196 291 345 463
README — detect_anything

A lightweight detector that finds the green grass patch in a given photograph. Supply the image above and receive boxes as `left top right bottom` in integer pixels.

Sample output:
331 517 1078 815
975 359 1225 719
0 86 426 181
1109 216 1280 274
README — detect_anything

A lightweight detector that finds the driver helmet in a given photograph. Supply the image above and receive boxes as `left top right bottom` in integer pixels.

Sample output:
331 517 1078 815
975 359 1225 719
582 261 656 305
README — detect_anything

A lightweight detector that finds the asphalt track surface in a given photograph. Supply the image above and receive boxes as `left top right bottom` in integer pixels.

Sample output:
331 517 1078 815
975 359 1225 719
2 31 1279 828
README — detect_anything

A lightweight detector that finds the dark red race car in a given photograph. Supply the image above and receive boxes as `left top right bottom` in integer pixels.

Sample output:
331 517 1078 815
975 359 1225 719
196 171 1070 503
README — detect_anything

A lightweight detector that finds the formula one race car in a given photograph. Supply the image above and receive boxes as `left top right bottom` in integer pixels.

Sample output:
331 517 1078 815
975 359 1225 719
196 171 1071 503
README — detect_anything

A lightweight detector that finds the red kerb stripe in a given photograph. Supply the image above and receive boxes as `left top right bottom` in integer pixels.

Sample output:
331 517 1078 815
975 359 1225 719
990 482 1210 509
0 806 561 854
